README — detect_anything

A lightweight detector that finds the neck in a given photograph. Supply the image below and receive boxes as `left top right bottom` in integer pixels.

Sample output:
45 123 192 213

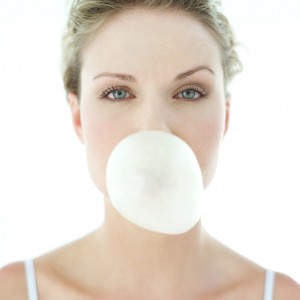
88 199 211 296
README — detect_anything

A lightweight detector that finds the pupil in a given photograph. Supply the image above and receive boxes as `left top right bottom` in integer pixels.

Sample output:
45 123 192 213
183 89 195 99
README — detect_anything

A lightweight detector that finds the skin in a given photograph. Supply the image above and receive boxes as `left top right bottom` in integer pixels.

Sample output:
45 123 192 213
0 7 300 300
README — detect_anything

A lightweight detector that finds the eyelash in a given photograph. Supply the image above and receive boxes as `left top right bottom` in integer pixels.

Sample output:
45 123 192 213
99 85 208 101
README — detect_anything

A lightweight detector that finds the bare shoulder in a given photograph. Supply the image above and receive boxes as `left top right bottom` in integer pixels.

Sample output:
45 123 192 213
274 272 300 300
0 261 27 300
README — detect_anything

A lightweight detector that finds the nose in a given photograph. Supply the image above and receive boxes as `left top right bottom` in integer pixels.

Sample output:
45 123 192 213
137 98 173 133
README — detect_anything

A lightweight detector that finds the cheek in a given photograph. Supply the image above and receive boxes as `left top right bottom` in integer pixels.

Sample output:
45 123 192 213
187 106 225 188
81 112 124 195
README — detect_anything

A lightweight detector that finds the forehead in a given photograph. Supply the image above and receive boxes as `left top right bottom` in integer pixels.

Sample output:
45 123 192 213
81 8 222 80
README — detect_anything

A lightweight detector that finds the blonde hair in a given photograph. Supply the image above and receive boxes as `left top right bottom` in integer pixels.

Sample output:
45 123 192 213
61 0 242 98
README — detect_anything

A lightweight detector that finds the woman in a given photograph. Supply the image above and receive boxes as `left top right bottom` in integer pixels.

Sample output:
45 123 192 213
0 0 299 299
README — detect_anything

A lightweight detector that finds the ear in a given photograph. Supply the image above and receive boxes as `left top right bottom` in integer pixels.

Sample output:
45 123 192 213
223 96 230 138
68 92 84 144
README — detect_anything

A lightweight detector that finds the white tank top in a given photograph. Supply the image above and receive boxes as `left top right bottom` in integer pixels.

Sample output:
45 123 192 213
24 260 38 300
24 260 276 300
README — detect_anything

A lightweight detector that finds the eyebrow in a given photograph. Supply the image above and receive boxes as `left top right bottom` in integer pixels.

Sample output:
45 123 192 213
92 65 215 82
175 65 215 80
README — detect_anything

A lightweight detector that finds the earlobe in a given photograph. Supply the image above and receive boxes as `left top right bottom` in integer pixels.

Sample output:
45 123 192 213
223 96 230 137
68 92 84 144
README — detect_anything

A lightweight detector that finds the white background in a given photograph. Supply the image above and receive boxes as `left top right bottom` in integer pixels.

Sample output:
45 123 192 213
0 0 299 282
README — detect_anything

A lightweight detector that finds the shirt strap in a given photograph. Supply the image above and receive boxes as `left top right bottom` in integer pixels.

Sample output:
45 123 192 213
263 269 275 300
24 259 39 300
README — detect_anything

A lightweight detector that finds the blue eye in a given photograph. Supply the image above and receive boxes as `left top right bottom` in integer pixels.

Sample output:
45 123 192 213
176 86 207 101
181 89 197 99
112 89 127 99
100 86 131 100
100 85 207 101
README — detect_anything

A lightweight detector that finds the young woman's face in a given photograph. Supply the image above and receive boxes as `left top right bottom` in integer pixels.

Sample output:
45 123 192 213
69 8 230 197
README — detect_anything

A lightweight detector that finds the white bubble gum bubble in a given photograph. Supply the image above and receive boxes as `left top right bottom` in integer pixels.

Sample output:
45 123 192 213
106 131 204 235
